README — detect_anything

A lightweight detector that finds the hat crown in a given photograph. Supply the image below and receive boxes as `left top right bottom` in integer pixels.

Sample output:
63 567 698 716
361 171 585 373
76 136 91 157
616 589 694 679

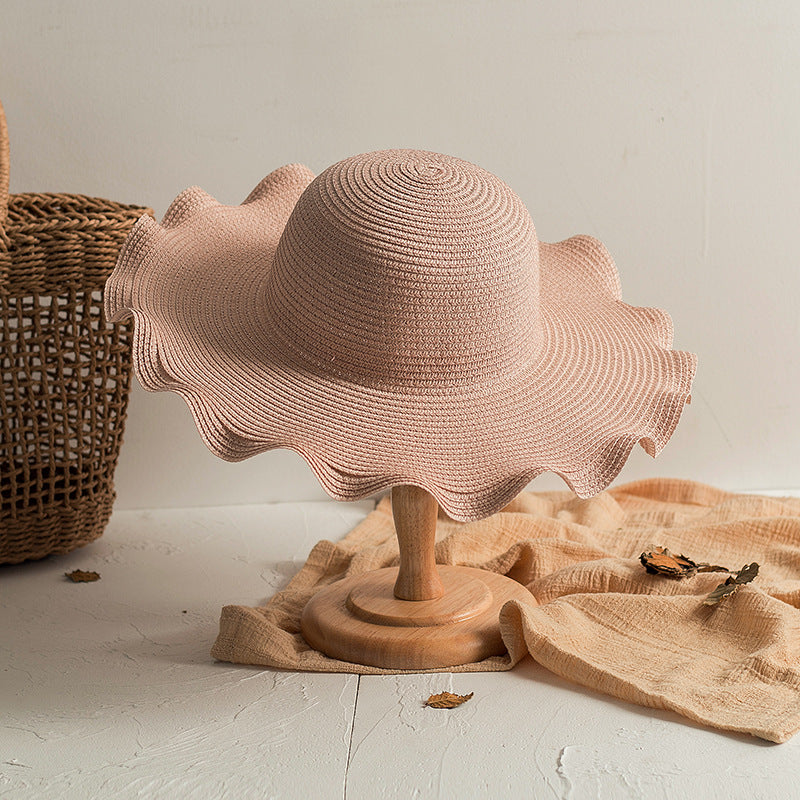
265 149 541 389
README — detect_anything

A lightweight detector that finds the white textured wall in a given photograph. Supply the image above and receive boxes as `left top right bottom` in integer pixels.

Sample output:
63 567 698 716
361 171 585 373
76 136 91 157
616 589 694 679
1 1 798 509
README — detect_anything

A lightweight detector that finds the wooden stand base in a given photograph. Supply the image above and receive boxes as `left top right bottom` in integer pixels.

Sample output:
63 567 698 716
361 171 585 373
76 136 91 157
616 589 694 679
300 565 532 670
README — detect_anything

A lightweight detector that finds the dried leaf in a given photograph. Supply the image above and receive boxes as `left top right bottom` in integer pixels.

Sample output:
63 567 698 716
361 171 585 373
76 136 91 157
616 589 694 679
703 580 739 605
704 563 760 606
695 563 731 574
735 563 760 584
640 547 700 578
641 547 729 578
425 691 474 709
65 569 100 583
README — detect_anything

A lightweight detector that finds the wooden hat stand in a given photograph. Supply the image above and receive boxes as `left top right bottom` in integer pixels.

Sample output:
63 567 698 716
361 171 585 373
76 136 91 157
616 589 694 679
301 484 532 670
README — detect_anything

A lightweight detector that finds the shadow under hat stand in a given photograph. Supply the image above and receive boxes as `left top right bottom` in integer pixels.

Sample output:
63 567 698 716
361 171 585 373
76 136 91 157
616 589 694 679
301 484 531 670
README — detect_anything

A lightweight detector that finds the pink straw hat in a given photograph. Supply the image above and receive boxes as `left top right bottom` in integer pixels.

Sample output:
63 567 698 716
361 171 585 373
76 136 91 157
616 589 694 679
105 149 696 521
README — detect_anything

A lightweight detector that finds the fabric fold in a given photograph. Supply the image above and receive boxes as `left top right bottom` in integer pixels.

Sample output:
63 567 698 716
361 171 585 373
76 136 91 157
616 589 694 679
211 478 800 743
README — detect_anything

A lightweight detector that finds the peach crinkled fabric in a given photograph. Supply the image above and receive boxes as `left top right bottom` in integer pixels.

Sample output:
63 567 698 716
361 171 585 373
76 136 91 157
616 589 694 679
211 478 800 743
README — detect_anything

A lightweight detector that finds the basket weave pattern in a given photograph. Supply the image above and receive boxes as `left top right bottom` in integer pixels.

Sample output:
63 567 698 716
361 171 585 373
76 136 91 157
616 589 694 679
0 101 151 563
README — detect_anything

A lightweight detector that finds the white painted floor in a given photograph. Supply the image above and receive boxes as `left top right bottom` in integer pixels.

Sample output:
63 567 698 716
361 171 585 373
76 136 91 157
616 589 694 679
3 499 800 800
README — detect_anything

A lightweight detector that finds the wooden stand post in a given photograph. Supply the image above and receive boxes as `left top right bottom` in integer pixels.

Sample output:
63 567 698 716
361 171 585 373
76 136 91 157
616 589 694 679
392 485 444 601
300 484 532 670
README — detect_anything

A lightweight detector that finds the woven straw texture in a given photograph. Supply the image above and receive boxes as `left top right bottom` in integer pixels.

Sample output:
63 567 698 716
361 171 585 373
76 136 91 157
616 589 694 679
106 149 696 521
212 478 800 744
0 100 152 564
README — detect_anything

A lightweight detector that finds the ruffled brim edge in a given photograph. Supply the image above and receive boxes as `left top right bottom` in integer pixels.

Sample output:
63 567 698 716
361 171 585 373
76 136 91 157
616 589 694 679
107 217 697 522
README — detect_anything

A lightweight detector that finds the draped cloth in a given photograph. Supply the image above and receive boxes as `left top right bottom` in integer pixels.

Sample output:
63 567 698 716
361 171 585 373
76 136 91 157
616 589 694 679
212 478 800 743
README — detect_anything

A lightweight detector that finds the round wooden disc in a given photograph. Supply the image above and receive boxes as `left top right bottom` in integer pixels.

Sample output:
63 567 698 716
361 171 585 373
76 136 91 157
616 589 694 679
300 565 533 670
346 568 492 627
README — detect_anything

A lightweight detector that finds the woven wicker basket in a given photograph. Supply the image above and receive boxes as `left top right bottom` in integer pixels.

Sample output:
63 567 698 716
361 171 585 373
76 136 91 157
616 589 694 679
0 100 152 564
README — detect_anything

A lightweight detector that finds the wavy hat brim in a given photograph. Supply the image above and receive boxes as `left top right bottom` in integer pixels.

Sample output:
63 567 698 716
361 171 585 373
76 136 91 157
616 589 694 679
105 164 696 521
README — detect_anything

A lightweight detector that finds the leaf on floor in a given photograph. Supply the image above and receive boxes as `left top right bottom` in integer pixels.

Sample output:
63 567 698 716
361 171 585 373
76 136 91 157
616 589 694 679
704 563 760 606
65 569 100 583
640 546 729 578
425 691 474 709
